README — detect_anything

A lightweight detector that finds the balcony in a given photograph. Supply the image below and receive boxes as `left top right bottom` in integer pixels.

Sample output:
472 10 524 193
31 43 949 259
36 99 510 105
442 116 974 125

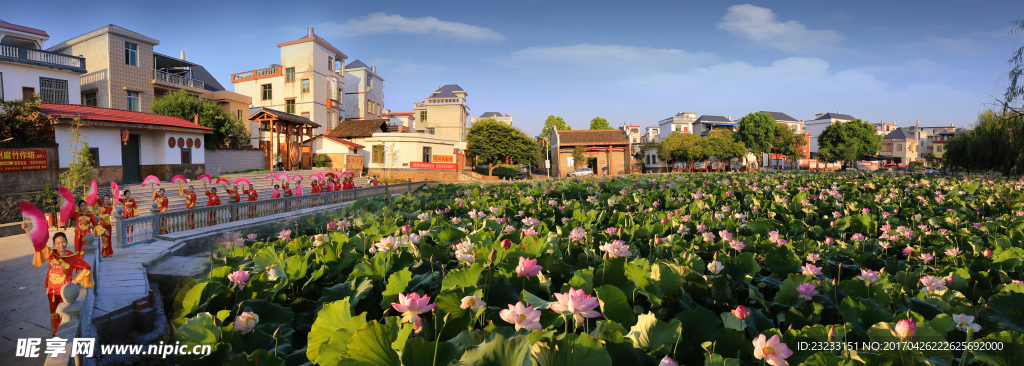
231 66 282 83
0 44 86 73
153 69 205 90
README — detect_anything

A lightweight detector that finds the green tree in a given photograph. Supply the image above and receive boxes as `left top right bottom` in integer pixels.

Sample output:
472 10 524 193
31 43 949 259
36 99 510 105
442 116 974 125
0 96 56 144
658 133 704 171
466 119 540 176
703 130 746 171
817 119 882 170
589 117 612 130
736 112 777 162
58 118 97 199
942 132 971 172
572 146 587 169
540 115 571 143
150 90 251 150
770 126 807 169
922 152 936 167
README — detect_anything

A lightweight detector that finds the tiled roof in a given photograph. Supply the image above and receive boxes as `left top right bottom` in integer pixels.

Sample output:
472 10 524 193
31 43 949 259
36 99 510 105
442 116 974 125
249 107 321 127
813 112 855 121
883 128 914 140
346 59 369 69
556 130 629 146
760 111 798 122
435 84 464 92
327 119 391 139
479 112 503 118
312 135 365 149
0 20 48 38
47 24 159 52
696 115 732 123
39 103 212 131
431 90 459 98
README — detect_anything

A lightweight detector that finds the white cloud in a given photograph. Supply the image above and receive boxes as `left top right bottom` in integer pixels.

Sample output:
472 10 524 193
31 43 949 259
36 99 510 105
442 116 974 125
716 4 843 52
501 44 717 72
322 13 505 42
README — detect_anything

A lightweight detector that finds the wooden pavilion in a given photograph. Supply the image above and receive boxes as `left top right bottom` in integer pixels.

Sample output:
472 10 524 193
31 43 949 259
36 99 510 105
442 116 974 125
249 108 321 170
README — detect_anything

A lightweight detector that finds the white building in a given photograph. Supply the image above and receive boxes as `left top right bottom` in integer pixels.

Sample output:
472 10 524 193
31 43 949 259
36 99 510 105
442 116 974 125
658 112 697 140
0 20 84 104
640 126 660 144
472 112 512 125
386 112 417 132
642 146 668 172
343 59 385 120
693 115 736 136
804 112 855 153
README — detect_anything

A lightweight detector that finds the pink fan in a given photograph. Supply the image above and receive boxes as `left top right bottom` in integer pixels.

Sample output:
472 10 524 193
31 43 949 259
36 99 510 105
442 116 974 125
171 175 188 184
234 177 251 186
291 174 304 181
58 187 74 223
110 181 120 205
324 172 337 179
142 175 161 187
265 173 277 180
85 179 98 207
277 173 290 181
310 172 324 180
195 174 212 184
215 178 230 185
20 202 48 252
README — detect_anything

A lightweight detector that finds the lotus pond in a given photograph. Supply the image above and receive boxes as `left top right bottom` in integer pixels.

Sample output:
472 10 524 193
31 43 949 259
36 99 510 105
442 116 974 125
170 172 1024 366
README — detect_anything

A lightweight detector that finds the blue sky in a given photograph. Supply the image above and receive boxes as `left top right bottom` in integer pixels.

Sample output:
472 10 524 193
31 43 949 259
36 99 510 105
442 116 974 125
7 0 1024 134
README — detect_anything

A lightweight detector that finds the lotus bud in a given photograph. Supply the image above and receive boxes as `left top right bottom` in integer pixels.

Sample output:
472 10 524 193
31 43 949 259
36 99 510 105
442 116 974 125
501 239 512 250
273 327 282 340
983 248 993 257
713 252 719 260
489 248 497 264
444 312 452 324
827 325 838 342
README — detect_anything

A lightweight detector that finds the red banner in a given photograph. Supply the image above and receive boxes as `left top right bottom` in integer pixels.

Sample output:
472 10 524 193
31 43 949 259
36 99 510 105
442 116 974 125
410 162 456 170
0 149 47 171
433 155 454 163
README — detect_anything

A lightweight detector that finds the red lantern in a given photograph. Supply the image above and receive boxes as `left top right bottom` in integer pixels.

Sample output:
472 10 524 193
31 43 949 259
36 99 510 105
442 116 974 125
122 129 129 145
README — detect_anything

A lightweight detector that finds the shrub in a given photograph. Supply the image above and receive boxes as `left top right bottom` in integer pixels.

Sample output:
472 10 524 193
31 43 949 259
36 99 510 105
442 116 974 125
312 154 332 168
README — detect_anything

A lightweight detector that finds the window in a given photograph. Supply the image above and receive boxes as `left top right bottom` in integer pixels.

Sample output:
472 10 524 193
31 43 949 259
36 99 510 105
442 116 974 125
328 57 334 71
896 144 902 151
301 112 310 119
285 67 295 82
936 146 943 153
261 84 272 100
0 72 3 101
372 145 384 163
125 42 138 66
237 110 242 119
126 91 140 111
301 79 310 93
39 78 68 104
88 148 99 166
427 127 435 135
420 111 427 123
285 99 295 114
181 148 192 164
366 77 372 90
423 147 432 163
83 90 97 106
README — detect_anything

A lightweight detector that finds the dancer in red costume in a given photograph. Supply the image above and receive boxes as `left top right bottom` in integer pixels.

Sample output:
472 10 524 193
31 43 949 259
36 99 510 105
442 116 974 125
26 229 93 336
121 190 137 242
203 183 221 226
97 194 114 257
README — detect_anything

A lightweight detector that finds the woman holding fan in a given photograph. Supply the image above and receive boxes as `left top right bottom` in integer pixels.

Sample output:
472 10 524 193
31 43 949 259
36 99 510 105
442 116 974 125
122 190 137 242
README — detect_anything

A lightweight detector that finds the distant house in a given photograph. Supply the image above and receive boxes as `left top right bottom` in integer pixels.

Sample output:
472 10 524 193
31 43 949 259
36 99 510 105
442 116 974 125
642 146 668 173
872 122 898 136
327 119 463 179
880 127 919 162
804 112 855 154
760 111 810 167
0 19 86 103
472 112 512 125
413 84 470 142
930 128 964 161
693 115 736 136
658 112 697 139
343 59 385 120
548 130 631 177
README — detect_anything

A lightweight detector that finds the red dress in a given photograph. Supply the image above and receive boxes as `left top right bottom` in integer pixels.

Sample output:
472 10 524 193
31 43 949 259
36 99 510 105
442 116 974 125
98 204 113 256
33 246 93 336
343 180 355 190
311 183 321 194
185 191 197 229
205 191 221 226
226 189 240 204
70 210 99 255
244 189 258 218
155 194 170 234
122 198 137 241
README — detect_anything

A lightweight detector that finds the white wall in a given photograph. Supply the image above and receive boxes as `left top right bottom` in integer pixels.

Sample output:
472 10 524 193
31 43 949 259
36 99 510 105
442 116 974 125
804 120 835 153
54 125 119 168
0 63 82 104
361 133 460 169
162 132 206 164
140 132 164 165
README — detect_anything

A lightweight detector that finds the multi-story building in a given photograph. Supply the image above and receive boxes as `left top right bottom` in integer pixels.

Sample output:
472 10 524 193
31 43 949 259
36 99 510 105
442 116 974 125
760 111 810 167
658 112 697 140
385 112 417 132
472 112 512 125
619 123 642 155
693 115 736 136
47 25 249 118
640 126 660 144
412 84 470 143
343 59 384 121
0 20 85 103
232 27 347 142
872 122 898 136
642 146 668 172
905 121 957 158
880 127 919 162
930 129 963 161
804 112 855 153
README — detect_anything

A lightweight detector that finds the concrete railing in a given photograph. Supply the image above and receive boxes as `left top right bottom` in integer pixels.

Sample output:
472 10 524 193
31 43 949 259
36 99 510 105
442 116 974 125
45 234 99 366
112 181 431 248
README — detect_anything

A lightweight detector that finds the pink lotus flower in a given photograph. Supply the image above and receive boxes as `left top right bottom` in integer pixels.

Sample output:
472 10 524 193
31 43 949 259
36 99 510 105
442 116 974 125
326 221 339 231
729 240 746 251
718 230 733 241
402 224 413 234
902 247 914 257
768 231 780 243
702 232 717 243
851 233 865 242
801 263 823 277
338 220 351 231
806 253 820 262
605 227 618 236
522 228 538 236
460 296 486 312
549 288 602 323
228 271 250 290
246 233 258 241
499 302 542 331
920 275 946 293
391 292 436 331
920 252 934 263
501 239 512 250
659 356 678 366
952 313 981 333
372 235 401 254
796 283 818 300
516 256 543 278
568 227 588 242
945 248 962 257
856 269 880 283
731 305 750 320
707 260 725 274
825 237 835 245
696 224 707 232
522 217 540 226
234 312 259 335
277 229 291 241
753 334 794 366
599 240 633 258
892 319 916 340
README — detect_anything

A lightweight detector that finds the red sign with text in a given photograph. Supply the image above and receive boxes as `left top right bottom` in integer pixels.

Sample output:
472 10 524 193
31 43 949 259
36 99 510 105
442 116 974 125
409 162 457 170
0 149 47 171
